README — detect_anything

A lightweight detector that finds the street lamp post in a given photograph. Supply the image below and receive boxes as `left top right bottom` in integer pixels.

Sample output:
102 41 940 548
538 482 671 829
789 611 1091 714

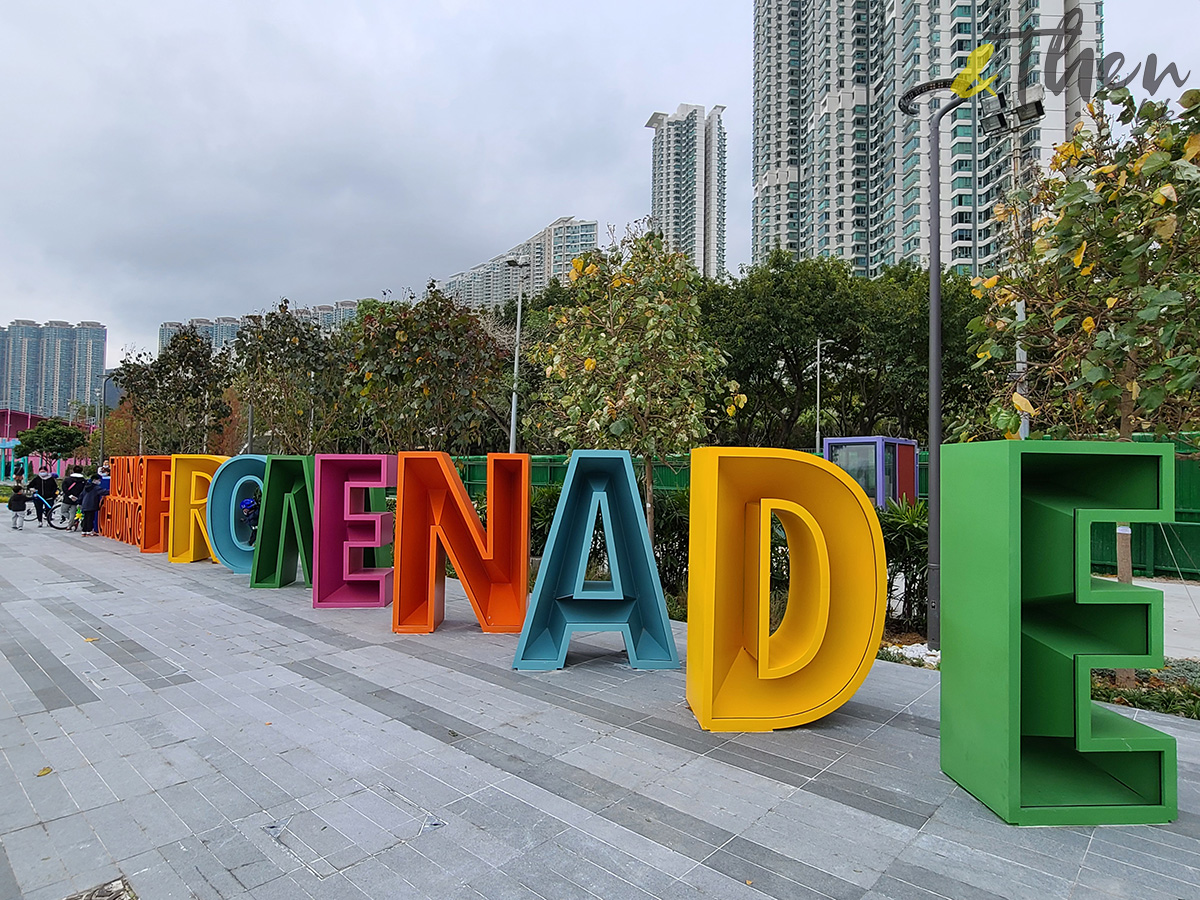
98 373 115 464
505 255 531 454
815 337 829 455
899 79 966 652
900 80 1046 650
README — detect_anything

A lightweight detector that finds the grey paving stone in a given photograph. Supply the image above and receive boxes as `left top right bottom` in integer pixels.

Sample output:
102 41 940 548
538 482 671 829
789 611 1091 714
6 530 1200 900
0 840 21 900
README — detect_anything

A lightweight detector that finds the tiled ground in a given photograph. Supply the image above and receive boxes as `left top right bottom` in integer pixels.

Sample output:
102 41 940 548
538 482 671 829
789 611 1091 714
1 526 1199 900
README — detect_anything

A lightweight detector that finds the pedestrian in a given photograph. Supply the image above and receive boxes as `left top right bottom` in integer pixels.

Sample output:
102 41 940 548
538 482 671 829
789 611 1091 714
28 466 58 528
7 484 27 530
98 462 111 493
60 466 87 530
80 473 107 536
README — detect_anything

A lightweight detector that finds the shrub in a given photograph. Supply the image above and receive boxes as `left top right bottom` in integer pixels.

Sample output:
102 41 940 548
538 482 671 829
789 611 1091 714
879 497 929 635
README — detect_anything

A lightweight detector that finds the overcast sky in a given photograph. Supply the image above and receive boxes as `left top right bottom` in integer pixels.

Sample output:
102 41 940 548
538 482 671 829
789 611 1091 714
0 1 1195 366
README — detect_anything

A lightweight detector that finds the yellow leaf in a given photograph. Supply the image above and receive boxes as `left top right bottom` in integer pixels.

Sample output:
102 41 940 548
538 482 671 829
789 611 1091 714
1133 149 1155 175
1071 241 1087 267
1093 164 1118 176
584 263 599 276
1152 183 1177 205
583 357 597 372
983 275 999 289
977 349 992 359
84 637 99 642
1185 134 1200 163
1080 263 1094 276
1127 380 1141 402
1081 316 1096 334
726 404 736 417
36 767 53 777
572 258 584 272
1155 214 1178 239
569 268 580 283
1004 431 1021 440
1012 393 1037 415
364 372 373 381
1106 296 1119 309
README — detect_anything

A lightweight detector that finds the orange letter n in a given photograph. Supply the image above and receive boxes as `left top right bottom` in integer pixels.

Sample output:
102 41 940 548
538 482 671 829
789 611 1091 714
393 453 530 633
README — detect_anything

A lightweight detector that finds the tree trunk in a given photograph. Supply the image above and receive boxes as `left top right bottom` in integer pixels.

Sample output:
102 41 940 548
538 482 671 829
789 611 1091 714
1115 361 1136 687
642 454 655 548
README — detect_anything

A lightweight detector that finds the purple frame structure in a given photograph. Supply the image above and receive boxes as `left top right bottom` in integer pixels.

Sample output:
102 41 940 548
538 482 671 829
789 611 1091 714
822 436 919 509
312 454 397 608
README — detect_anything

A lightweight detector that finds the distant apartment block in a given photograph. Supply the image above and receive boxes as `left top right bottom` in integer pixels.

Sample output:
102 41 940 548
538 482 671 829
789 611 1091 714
444 217 599 308
646 104 727 278
158 300 360 354
0 319 107 419
752 0 1101 275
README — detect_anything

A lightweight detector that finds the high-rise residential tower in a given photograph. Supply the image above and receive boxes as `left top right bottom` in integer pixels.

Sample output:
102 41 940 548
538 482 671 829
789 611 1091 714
443 217 599 308
752 0 1101 275
0 319 107 419
646 104 728 278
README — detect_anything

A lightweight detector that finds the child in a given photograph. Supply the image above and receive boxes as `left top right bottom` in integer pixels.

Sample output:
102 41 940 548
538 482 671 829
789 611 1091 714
7 484 27 530
79 474 107 536
61 466 87 530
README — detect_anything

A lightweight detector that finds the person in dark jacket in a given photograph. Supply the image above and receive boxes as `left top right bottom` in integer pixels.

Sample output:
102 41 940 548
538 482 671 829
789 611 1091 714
79 474 107 536
7 484 27 530
60 466 87 529
28 468 58 528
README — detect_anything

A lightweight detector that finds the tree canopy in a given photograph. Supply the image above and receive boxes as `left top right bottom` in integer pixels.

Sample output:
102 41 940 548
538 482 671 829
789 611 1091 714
971 87 1200 440
15 419 89 463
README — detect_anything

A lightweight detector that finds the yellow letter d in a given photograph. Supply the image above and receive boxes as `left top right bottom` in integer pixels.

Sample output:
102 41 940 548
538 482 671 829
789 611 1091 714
687 448 887 731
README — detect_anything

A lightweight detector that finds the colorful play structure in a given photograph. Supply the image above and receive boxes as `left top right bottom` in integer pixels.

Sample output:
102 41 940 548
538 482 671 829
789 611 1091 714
91 442 1177 827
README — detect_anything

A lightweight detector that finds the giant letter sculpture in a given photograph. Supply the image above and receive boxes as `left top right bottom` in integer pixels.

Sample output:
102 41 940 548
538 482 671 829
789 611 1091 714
942 441 1177 825
168 455 228 563
207 455 267 574
394 453 529 633
251 455 315 588
686 448 886 731
513 450 677 670
313 454 396 608
141 456 172 553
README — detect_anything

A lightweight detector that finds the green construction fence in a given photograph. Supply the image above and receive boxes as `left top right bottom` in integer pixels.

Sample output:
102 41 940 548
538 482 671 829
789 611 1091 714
457 439 1200 581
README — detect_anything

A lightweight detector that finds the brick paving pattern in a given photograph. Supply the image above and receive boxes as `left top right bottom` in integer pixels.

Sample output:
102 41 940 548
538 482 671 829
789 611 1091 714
1 526 1199 899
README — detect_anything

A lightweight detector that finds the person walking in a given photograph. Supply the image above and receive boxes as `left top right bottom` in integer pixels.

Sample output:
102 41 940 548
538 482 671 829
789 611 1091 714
28 467 58 528
60 466 86 530
79 474 107 536
7 484 27 530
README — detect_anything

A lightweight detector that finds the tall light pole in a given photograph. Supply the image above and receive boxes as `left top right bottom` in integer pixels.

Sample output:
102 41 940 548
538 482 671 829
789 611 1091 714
97 373 115 464
900 78 966 652
815 337 829 454
901 79 1046 650
505 255 531 454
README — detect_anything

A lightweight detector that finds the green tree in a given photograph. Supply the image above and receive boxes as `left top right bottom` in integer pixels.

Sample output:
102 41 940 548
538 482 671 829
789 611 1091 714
113 326 233 454
15 419 89 464
971 87 1200 440
528 229 743 540
231 299 349 454
349 285 510 454
702 254 987 448
971 88 1200 591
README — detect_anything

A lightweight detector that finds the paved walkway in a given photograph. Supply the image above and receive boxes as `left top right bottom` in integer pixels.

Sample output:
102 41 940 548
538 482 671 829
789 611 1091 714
1 527 1200 900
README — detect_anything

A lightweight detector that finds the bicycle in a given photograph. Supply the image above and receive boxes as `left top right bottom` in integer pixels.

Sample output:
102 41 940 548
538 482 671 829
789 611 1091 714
25 492 68 530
